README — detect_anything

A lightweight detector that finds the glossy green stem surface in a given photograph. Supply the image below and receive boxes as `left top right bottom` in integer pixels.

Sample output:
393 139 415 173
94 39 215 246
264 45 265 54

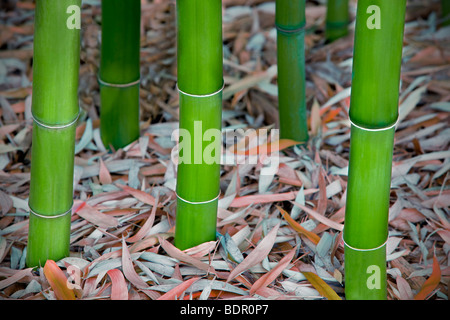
349 0 405 129
442 0 450 26
344 0 406 300
175 0 223 250
100 0 140 150
27 0 81 267
326 0 349 41
275 0 308 143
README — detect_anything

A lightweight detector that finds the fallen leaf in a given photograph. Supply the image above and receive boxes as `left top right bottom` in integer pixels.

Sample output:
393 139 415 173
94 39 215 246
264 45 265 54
278 205 320 244
121 238 150 289
234 139 300 156
302 271 341 300
413 255 441 300
107 269 129 300
0 268 33 290
183 241 218 258
310 99 321 136
230 191 296 208
292 201 344 231
159 237 215 274
99 158 112 185
74 201 119 228
250 246 296 294
157 277 199 300
126 193 159 243
436 229 450 245
43 260 76 300
119 184 157 207
396 276 413 300
227 223 280 282
0 190 13 215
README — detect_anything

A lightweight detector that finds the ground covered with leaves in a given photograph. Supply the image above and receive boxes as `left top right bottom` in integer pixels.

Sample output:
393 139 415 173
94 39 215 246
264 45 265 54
0 0 448 300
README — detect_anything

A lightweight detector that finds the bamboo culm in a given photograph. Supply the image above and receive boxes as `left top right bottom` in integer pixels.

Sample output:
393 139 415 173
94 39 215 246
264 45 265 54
275 0 309 143
26 0 81 267
174 0 223 250
344 0 406 300
99 0 141 150
326 0 350 42
442 0 450 26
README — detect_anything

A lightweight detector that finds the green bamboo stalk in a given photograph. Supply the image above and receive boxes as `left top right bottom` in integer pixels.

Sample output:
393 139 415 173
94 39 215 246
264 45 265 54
325 0 350 42
26 0 81 267
344 0 406 300
174 0 223 250
442 0 450 26
99 0 140 150
275 0 308 143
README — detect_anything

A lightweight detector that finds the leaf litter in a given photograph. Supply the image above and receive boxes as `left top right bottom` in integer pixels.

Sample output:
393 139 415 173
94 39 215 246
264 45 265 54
0 0 448 300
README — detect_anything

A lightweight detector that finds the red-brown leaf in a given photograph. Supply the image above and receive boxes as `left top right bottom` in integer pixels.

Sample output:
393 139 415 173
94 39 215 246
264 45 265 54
107 269 129 300
250 246 296 294
43 260 76 300
120 184 157 207
414 255 441 300
99 158 112 185
227 223 280 282
73 201 119 228
302 271 341 300
121 238 150 289
159 237 214 273
157 277 199 300
126 193 159 243
234 139 300 156
278 205 321 244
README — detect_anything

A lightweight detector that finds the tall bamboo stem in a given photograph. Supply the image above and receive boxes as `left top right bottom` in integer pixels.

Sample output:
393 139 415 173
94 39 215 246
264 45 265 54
99 0 141 150
174 0 223 250
326 0 350 42
344 0 406 299
275 0 309 143
442 0 450 26
26 0 81 267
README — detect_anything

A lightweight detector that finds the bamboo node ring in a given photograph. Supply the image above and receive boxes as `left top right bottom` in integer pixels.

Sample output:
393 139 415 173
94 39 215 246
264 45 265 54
176 191 221 205
349 116 399 132
29 204 72 220
275 23 306 34
97 76 141 88
176 81 225 98
342 236 388 252
31 110 80 130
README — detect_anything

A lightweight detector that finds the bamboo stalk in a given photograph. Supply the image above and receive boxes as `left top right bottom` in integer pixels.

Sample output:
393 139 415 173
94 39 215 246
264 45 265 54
442 0 450 26
275 0 309 143
344 0 406 299
174 0 223 250
325 0 350 42
99 0 141 150
26 0 81 267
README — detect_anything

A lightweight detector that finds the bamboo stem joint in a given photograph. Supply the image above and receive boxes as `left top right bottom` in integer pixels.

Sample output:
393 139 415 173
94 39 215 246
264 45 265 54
97 76 141 88
343 229 388 252
275 22 306 34
176 191 221 205
29 205 72 220
349 116 399 132
176 82 224 98
31 110 80 130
